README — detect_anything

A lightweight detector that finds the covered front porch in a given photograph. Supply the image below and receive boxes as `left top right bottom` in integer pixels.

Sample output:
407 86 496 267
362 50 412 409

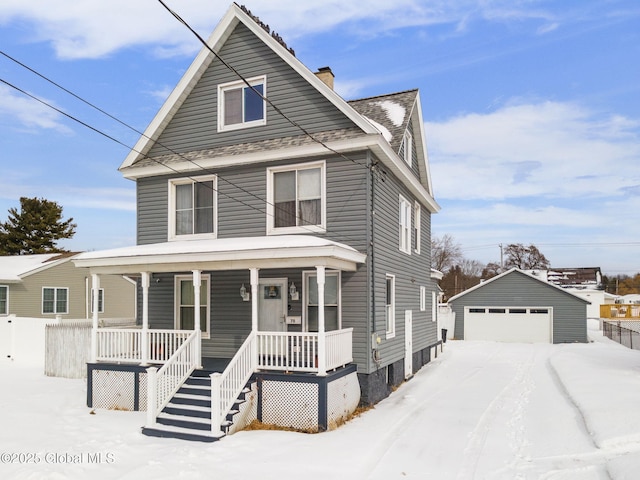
74 236 366 438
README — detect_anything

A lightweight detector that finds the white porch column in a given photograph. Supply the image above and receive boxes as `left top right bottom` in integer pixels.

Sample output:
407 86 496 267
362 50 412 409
192 270 202 333
90 273 100 363
250 268 259 332
316 266 327 376
192 270 202 368
250 268 259 368
140 272 150 365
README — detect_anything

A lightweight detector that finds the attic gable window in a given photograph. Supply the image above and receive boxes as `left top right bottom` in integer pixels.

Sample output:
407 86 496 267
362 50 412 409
401 130 413 166
218 76 266 132
168 175 217 241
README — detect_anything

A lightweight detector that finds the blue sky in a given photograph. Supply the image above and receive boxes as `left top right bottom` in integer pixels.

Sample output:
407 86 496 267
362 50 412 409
0 1 638 274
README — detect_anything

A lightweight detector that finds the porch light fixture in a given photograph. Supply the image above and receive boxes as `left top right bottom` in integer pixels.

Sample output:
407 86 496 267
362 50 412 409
240 283 250 302
289 281 299 301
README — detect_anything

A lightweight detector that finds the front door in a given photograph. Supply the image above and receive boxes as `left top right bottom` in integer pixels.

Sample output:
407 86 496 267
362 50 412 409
258 278 288 332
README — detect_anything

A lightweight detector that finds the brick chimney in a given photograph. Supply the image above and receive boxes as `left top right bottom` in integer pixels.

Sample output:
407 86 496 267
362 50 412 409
315 66 334 90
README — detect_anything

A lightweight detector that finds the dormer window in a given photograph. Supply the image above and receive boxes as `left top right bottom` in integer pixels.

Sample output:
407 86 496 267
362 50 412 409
402 130 413 166
218 76 266 132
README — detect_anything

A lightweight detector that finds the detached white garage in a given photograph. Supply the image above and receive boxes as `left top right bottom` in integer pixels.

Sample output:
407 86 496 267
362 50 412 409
448 269 588 344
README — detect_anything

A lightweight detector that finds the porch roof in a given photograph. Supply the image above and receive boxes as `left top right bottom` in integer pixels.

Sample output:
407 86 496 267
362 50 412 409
73 235 367 274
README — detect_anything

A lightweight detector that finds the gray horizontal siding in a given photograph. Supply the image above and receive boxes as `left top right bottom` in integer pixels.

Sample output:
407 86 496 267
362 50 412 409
147 22 356 158
449 270 588 343
369 154 436 373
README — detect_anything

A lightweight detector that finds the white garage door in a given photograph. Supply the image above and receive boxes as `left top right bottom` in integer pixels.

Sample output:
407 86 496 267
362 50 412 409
464 307 552 343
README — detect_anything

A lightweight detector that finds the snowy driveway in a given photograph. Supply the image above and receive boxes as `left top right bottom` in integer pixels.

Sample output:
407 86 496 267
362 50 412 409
2 321 640 480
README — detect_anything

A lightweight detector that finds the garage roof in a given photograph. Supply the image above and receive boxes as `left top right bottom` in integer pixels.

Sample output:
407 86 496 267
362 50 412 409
448 268 591 304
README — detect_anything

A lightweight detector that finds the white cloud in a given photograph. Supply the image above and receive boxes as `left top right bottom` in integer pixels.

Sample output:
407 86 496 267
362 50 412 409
0 84 70 133
0 1 570 60
426 100 640 201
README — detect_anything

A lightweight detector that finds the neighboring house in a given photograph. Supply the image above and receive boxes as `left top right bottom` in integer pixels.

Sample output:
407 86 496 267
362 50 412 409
0 253 135 319
527 267 611 318
73 4 441 441
448 268 589 343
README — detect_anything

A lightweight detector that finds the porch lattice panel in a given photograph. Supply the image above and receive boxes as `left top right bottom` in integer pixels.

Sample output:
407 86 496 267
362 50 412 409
327 372 360 430
261 380 319 431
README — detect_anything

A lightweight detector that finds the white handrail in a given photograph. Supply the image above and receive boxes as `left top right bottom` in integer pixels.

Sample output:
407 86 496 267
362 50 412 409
146 330 201 428
211 331 257 435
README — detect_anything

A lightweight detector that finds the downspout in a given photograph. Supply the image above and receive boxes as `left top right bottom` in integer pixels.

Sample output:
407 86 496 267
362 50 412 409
368 151 378 370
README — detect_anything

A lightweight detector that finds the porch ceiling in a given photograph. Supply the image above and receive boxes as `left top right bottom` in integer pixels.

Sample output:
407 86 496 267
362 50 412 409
73 235 367 274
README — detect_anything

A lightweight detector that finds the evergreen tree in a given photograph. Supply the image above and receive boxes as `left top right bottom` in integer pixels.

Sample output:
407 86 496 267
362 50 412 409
0 197 76 255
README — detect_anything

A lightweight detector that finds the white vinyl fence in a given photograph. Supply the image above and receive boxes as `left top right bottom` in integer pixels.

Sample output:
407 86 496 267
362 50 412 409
0 316 135 378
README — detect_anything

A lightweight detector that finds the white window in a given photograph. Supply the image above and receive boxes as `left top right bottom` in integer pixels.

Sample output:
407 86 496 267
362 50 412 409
91 288 104 314
0 286 7 315
413 201 421 254
402 130 413 166
420 286 427 312
174 275 210 338
168 175 217 240
43 287 68 314
218 76 266 132
399 195 411 254
304 271 340 332
267 161 326 234
386 274 395 338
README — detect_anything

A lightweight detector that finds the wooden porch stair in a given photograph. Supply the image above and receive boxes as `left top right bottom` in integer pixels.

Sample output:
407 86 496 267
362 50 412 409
141 369 254 443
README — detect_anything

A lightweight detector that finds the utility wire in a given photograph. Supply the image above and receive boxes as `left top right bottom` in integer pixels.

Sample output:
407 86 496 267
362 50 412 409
0 60 367 245
156 0 370 171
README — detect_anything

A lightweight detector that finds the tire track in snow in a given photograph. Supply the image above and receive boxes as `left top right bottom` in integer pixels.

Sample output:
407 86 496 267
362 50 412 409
455 345 537 480
362 344 506 479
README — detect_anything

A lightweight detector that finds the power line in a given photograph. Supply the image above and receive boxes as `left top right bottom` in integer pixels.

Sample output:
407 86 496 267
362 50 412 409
0 53 369 246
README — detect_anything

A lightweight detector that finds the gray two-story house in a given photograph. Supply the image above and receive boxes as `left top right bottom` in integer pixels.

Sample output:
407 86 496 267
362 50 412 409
74 3 440 442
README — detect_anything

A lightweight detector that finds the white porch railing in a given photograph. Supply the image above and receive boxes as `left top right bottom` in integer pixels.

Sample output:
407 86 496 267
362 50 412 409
95 328 191 364
210 331 257 435
256 328 353 373
146 330 201 428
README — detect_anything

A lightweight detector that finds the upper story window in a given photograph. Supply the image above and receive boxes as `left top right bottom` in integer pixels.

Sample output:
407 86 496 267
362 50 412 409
43 287 68 315
399 195 411 254
168 175 217 241
267 161 326 235
0 286 7 315
402 130 413 166
413 201 421 254
218 76 266 132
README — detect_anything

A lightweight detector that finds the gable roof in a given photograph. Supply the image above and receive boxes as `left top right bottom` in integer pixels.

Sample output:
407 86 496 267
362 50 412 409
117 3 439 212
448 268 591 304
0 253 77 283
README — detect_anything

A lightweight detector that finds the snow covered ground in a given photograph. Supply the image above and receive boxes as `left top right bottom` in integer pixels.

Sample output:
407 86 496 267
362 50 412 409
1 319 640 480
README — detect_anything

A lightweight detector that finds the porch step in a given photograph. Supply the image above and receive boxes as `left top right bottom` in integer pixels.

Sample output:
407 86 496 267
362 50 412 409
141 424 224 443
142 371 255 442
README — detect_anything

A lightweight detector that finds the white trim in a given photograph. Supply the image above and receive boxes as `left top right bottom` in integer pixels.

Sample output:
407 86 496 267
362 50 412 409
42 286 69 315
303 269 341 332
399 195 411 254
266 160 326 235
217 75 267 132
174 274 211 339
167 174 218 241
385 274 396 338
413 201 421 254
420 285 427 312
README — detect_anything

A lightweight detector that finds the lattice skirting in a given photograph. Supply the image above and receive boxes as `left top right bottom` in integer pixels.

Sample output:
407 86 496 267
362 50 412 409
255 364 359 432
87 364 147 411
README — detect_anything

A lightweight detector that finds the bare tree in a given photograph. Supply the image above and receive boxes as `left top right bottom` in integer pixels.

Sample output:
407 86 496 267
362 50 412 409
504 243 550 270
431 234 463 272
